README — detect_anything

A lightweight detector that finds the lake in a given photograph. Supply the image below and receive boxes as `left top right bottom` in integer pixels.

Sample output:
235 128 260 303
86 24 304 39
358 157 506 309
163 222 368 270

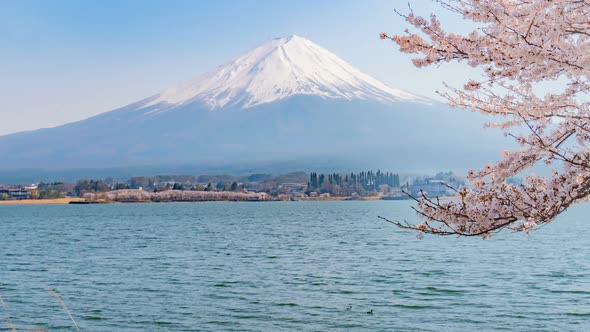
1 201 589 331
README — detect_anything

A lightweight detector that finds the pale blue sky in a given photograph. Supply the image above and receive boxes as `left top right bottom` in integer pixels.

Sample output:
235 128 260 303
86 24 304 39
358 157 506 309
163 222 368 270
0 0 474 136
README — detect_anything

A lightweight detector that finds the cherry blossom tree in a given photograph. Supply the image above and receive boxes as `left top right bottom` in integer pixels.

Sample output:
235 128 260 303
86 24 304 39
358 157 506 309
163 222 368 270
84 189 270 202
379 1 590 237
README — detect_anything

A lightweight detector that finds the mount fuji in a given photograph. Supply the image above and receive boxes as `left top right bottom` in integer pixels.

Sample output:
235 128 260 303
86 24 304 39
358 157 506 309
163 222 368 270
0 35 504 178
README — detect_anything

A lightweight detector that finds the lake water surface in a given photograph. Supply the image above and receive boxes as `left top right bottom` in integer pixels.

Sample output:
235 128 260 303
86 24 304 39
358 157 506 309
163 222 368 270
1 201 589 331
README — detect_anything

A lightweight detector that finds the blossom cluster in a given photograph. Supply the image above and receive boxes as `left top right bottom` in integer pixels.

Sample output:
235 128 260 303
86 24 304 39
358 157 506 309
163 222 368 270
83 189 270 202
381 0 590 236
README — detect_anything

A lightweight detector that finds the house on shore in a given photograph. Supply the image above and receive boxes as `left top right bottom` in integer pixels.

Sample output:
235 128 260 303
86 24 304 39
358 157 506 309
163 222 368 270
0 188 31 200
278 183 306 194
406 179 451 198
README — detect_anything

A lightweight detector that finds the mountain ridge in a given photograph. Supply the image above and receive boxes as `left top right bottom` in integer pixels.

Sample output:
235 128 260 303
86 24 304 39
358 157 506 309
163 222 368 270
0 35 503 177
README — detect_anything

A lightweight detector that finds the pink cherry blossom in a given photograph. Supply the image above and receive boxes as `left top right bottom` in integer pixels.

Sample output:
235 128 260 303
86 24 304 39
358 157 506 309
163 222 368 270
380 1 590 237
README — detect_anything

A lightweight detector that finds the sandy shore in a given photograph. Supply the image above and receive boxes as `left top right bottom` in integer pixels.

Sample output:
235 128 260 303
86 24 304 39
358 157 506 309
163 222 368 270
0 195 414 205
0 198 85 205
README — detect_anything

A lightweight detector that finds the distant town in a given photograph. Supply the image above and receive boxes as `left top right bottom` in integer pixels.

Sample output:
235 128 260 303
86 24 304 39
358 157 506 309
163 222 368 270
0 171 466 203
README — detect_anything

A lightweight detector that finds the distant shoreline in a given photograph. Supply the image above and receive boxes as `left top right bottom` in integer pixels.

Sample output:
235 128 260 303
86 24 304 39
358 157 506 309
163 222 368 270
0 195 393 205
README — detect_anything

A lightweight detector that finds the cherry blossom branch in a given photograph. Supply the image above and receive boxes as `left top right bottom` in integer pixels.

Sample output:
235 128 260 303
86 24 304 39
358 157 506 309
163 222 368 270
380 0 590 237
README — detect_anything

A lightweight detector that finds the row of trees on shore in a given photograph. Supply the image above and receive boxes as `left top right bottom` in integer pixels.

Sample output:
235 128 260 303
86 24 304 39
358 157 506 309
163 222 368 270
308 171 400 196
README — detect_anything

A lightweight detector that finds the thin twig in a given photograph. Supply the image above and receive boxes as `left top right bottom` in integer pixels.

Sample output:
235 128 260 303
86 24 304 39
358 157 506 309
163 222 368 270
48 289 80 332
0 291 17 332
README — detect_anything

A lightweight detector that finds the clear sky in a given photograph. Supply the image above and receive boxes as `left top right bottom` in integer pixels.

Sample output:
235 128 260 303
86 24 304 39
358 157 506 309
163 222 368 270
0 0 474 136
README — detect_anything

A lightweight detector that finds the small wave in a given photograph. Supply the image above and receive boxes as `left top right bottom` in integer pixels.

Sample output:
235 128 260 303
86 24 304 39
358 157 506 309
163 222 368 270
334 323 364 329
275 302 298 307
206 320 239 326
423 286 464 294
493 313 526 319
393 304 435 309
154 320 178 325
548 289 590 295
232 314 259 319
417 270 447 276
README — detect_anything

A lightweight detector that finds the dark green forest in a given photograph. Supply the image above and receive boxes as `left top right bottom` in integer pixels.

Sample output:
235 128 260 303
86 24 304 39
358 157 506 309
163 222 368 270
307 170 400 196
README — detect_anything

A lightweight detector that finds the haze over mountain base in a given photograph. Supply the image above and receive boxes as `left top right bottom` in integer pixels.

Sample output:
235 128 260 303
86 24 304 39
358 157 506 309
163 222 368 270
0 97 506 183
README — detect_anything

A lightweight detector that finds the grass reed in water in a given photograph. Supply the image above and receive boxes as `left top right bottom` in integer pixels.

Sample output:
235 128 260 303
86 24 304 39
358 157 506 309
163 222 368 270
0 291 17 332
48 289 80 332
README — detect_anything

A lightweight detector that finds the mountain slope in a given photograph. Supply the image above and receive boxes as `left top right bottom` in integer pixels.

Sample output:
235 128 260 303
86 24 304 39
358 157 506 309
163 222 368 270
0 35 504 176
134 35 431 114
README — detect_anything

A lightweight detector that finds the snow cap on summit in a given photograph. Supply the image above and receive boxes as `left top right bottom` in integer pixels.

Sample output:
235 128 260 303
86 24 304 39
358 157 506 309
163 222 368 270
144 35 428 111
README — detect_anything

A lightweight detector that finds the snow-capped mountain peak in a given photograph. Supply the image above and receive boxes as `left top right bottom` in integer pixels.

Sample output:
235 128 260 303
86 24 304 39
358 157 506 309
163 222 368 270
143 35 428 112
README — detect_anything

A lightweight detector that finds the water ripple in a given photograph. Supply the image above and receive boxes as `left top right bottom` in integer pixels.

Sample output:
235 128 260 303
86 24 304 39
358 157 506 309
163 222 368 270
0 201 590 331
